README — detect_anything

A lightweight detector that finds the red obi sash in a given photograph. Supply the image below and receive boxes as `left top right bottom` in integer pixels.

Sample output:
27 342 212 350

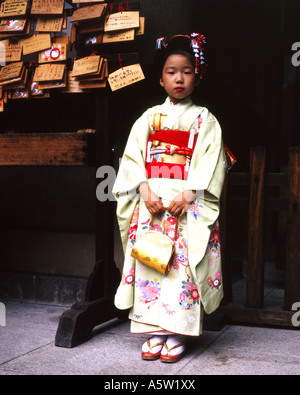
146 130 198 181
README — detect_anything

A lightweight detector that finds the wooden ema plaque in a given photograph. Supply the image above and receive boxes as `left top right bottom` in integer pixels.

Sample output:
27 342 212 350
33 63 65 82
0 61 23 81
0 18 30 38
76 58 103 80
102 29 135 43
108 63 145 91
104 11 140 32
30 0 64 15
0 65 27 88
36 14 64 32
0 39 22 62
38 43 67 63
23 33 51 55
37 68 66 89
70 4 106 23
0 18 27 32
0 0 28 18
72 55 101 78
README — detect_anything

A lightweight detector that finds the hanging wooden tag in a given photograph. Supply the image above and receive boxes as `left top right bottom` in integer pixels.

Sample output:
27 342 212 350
76 58 103 81
0 18 27 33
0 18 30 38
23 33 51 55
0 61 23 81
33 63 65 82
104 11 140 32
0 0 29 18
0 39 22 62
72 55 101 78
36 15 64 32
30 0 64 15
0 65 26 87
38 43 67 63
37 68 67 89
108 63 145 92
136 17 145 35
102 29 135 43
70 4 106 23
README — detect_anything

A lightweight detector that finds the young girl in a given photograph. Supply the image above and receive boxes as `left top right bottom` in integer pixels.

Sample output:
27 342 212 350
112 34 228 363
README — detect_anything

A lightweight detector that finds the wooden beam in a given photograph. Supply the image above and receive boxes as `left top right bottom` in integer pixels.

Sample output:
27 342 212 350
246 147 265 308
284 147 300 310
220 176 233 304
0 133 96 166
221 303 299 329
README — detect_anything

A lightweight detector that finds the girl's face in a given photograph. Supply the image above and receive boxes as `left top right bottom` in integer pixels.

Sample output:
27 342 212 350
160 54 199 103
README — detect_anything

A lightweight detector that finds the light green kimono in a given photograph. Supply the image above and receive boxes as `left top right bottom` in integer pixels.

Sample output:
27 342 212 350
112 96 227 336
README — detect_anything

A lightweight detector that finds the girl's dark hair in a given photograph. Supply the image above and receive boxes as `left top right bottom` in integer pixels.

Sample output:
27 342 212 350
154 36 196 78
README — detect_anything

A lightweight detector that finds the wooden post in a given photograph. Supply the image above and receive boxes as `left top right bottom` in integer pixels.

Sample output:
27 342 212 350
94 90 120 300
220 176 233 304
284 147 300 311
246 147 265 308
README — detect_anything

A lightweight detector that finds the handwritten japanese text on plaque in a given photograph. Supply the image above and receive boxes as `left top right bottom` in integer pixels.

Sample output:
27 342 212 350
0 39 22 62
0 0 28 18
23 33 51 55
108 64 145 91
30 0 64 15
104 11 139 32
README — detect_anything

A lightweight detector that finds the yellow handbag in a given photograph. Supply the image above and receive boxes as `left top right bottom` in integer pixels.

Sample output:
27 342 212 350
131 211 178 275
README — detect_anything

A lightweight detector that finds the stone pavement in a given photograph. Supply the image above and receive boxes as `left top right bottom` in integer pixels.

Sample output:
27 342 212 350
0 301 300 376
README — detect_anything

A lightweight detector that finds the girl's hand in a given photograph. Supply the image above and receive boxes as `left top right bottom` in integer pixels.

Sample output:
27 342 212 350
139 182 164 215
168 190 196 217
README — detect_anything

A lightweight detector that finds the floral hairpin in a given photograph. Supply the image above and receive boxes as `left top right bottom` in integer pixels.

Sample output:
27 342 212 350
190 33 206 77
156 36 167 50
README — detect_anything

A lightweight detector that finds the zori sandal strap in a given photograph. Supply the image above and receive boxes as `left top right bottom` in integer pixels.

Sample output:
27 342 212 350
142 339 165 361
160 342 185 363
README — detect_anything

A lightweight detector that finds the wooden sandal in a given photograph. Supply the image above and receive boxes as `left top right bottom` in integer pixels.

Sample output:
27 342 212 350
142 338 165 360
160 342 185 363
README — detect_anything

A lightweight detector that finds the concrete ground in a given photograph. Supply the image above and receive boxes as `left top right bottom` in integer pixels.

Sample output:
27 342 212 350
0 300 300 376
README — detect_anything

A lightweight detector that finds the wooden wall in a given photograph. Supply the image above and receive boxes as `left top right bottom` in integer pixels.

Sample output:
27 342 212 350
0 0 299 279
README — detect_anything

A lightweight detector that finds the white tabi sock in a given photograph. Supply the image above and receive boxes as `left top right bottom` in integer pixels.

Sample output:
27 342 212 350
161 335 185 356
142 335 167 354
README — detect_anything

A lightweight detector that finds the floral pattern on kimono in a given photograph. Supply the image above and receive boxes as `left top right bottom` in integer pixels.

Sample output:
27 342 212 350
206 220 222 290
179 279 200 310
117 196 209 336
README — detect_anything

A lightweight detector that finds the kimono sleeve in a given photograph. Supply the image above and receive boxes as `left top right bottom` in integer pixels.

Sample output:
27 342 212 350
112 112 150 196
112 110 150 252
185 111 227 201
